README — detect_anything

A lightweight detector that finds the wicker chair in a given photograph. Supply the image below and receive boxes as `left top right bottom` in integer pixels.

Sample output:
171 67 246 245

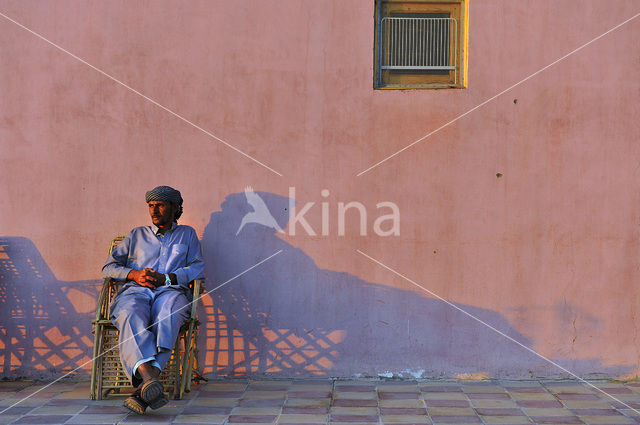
90 237 205 400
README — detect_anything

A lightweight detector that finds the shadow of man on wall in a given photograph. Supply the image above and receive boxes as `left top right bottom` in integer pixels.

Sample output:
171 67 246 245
200 191 630 379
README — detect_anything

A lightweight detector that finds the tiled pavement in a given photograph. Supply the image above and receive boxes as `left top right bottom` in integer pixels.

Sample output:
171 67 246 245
1 379 640 425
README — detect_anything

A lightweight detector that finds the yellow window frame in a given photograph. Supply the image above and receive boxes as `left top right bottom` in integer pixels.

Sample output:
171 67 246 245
374 0 469 89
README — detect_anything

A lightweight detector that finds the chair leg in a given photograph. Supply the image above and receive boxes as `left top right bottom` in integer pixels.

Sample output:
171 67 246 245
94 326 105 400
90 323 101 400
180 322 196 399
173 340 182 399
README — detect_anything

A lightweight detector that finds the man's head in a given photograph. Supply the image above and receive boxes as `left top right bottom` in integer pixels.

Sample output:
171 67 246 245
145 186 183 228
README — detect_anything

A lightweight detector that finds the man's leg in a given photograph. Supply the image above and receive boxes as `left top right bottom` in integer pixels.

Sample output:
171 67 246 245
150 287 190 370
109 286 157 385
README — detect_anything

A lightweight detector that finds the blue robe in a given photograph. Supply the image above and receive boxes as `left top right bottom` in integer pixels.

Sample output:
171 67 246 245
102 222 204 384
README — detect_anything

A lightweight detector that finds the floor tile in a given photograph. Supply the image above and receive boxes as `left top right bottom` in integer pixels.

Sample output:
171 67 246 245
527 416 584 424
378 381 418 387
250 380 292 386
425 400 470 408
277 414 329 423
428 407 477 416
228 414 278 423
285 398 331 407
504 387 547 393
380 414 430 423
516 400 564 408
334 392 377 400
334 386 376 392
523 408 578 416
332 399 378 407
571 409 625 416
240 391 287 399
562 401 614 409
66 414 129 424
378 384 421 392
288 385 333 392
45 398 95 406
379 399 426 408
510 392 558 400
330 406 379 415
181 405 234 415
0 398 50 407
334 382 376 389
232 407 283 415
608 400 640 410
420 386 463 393
28 404 86 414
120 412 176 423
202 382 248 391
380 392 421 400
191 397 240 406
13 415 73 424
249 384 290 391
0 415 20 424
547 386 596 394
329 422 378 425
380 407 428 415
475 408 523 416
172 414 227 424
617 409 640 419
0 406 35 415
287 391 331 398
557 394 602 401
470 400 519 409
591 388 633 395
330 414 380 422
422 393 469 401
283 405 330 414
463 385 507 393
466 393 511 400
480 415 532 424
430 415 482 423
199 390 245 398
239 398 286 407
577 416 635 424
81 404 128 413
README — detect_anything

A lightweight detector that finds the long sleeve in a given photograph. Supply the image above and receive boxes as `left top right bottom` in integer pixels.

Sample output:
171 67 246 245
171 228 204 286
102 234 134 281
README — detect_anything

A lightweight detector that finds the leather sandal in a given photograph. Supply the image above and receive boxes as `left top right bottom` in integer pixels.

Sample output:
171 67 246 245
140 378 168 410
123 388 148 415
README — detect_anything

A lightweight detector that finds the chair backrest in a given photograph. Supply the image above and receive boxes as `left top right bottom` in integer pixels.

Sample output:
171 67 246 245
95 237 125 322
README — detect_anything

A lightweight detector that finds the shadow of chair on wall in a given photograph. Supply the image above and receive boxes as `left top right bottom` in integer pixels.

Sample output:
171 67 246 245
0 237 98 380
199 191 633 379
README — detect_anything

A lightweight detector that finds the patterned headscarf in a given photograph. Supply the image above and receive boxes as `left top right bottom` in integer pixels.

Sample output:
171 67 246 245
145 186 183 221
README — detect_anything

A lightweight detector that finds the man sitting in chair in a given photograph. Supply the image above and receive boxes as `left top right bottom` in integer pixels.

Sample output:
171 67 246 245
102 185 204 414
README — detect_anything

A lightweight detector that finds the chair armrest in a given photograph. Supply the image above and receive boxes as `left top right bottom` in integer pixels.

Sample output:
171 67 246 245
94 277 113 323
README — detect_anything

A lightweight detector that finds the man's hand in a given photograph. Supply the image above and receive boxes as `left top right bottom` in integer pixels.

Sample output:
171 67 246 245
127 268 165 288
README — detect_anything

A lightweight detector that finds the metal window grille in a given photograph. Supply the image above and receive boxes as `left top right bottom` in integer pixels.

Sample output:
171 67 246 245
379 17 458 84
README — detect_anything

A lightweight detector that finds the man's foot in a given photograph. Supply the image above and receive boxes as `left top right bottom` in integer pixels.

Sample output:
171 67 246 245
140 378 168 410
123 387 148 415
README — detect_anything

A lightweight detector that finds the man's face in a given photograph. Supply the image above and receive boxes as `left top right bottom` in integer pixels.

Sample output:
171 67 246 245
148 201 177 227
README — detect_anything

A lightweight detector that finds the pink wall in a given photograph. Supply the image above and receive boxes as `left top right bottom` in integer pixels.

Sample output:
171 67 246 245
1 0 638 380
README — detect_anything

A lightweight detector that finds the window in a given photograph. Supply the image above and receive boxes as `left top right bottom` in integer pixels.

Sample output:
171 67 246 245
374 0 468 89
